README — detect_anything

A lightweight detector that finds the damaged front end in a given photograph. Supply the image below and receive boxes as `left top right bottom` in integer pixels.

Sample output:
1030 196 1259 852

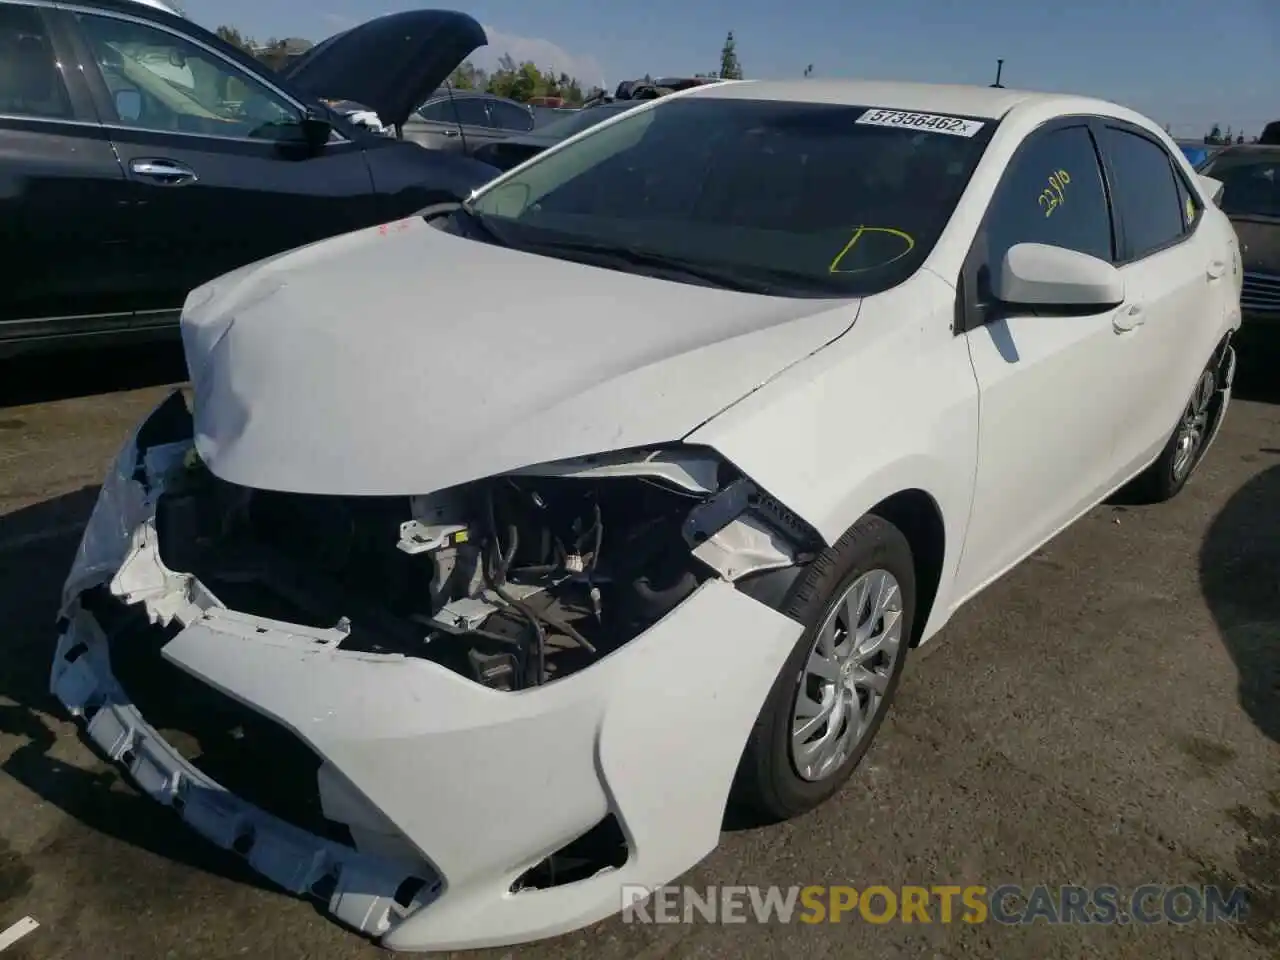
51 391 813 950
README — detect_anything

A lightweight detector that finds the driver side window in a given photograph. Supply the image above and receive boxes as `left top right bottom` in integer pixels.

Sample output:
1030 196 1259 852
984 125 1114 268
75 12 300 139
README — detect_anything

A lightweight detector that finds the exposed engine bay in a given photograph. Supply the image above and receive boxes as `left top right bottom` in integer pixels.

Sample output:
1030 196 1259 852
143 442 820 691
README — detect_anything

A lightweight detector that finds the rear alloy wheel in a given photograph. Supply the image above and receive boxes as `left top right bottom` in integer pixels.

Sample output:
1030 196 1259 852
732 514 915 822
1170 369 1216 484
1128 361 1217 504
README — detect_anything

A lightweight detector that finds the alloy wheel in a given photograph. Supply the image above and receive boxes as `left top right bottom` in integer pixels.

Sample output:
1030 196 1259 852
790 568 905 782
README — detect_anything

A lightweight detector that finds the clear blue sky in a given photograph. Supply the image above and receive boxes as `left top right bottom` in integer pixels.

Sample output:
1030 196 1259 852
183 0 1277 139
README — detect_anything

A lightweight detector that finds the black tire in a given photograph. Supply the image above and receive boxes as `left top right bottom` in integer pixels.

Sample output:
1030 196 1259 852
1125 359 1218 505
731 514 916 823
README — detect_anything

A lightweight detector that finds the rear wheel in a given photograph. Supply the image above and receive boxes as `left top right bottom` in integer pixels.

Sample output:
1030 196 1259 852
732 514 915 822
1127 360 1217 504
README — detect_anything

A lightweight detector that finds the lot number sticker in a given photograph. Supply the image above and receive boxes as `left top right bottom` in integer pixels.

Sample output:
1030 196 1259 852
855 109 985 137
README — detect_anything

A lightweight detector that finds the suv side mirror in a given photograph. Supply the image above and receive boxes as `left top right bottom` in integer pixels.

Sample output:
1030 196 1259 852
994 242 1124 309
299 112 332 149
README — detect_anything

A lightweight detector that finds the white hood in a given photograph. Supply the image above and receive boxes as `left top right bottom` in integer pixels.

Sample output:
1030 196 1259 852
181 217 856 496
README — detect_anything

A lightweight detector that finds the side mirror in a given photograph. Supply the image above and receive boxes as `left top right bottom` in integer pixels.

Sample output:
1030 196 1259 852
114 89 142 122
994 242 1124 309
1197 174 1225 205
299 112 332 149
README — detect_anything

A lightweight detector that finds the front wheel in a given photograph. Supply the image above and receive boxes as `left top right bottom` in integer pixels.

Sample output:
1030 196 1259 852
732 514 915 822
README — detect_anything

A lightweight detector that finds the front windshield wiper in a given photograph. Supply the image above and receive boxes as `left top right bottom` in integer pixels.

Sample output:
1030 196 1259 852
516 237 785 294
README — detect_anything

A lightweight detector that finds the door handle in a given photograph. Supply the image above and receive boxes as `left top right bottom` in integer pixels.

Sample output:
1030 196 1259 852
441 128 459 137
129 158 198 186
1206 260 1226 280
1113 303 1145 332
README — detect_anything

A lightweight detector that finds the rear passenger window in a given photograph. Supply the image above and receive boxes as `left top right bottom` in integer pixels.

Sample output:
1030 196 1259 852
985 125 1113 268
1099 127 1186 259
0 4 73 119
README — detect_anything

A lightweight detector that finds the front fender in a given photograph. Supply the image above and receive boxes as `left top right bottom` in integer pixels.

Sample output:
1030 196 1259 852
688 274 979 642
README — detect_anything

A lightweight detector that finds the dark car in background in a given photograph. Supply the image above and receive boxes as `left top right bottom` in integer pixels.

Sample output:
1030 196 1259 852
401 89 536 155
0 3 499 357
1200 144 1280 326
472 98 640 171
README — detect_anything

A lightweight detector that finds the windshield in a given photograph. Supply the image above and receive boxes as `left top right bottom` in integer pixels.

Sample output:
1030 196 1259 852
535 101 637 140
468 97 996 297
1202 153 1280 218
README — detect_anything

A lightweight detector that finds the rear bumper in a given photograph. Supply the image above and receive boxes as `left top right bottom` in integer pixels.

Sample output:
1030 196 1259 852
51 394 803 951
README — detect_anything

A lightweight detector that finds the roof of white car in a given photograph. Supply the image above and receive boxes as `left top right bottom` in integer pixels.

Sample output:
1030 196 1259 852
685 78 1115 121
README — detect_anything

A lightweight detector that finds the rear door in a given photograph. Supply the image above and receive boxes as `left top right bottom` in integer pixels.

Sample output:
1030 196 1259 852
1093 123 1223 477
0 0 131 342
65 5 376 314
954 120 1129 598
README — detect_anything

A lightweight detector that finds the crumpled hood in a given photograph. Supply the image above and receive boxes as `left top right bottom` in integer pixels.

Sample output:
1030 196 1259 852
181 218 856 496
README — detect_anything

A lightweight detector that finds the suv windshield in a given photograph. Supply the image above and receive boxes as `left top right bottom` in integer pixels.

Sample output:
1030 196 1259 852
1202 152 1280 219
467 97 996 297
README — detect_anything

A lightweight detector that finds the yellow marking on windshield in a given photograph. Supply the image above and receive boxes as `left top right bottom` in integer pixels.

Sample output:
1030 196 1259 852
828 226 916 274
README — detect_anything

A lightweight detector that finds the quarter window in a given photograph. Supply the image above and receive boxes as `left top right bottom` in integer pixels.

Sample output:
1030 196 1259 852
0 5 73 119
984 125 1113 268
1173 167 1201 230
1099 127 1186 259
75 13 299 139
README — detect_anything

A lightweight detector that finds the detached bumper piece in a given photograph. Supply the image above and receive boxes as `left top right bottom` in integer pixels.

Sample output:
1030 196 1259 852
52 607 439 939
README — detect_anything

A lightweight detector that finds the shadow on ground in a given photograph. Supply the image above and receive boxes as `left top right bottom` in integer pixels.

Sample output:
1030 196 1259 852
1198 460 1280 955
0 341 187 409
0 489 276 896
1200 464 1280 743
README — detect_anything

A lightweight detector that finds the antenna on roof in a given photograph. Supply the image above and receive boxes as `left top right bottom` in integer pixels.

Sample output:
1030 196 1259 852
990 59 1005 88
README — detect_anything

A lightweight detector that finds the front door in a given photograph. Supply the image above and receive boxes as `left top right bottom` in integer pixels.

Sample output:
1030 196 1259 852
0 1 132 340
65 7 376 314
954 121 1130 599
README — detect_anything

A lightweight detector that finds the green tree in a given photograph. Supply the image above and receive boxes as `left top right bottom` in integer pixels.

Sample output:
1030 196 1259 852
215 24 255 53
718 31 743 80
481 53 587 104
448 61 488 90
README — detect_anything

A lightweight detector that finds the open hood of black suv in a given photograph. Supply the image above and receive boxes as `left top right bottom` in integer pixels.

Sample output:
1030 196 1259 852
282 10 486 129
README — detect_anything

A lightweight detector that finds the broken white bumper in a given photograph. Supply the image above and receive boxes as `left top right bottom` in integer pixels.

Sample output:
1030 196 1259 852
50 400 803 952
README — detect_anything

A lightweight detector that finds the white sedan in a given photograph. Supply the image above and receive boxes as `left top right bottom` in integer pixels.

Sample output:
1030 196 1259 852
52 79 1241 950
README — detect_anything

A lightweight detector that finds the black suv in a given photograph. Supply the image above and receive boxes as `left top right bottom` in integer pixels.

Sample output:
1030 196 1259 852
0 2 500 357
